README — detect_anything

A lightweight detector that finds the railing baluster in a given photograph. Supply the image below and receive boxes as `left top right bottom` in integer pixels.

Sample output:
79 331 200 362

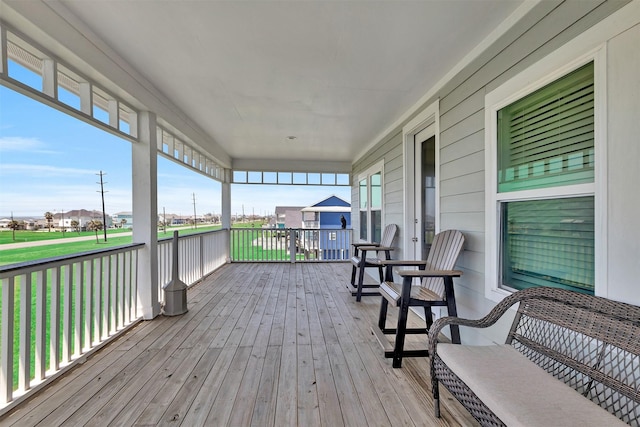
200 235 204 280
84 259 93 350
35 270 45 382
123 251 130 325
62 264 72 364
1 277 15 404
131 249 139 320
116 252 123 330
50 266 60 372
95 256 103 343
74 261 83 357
102 255 109 340
19 273 31 392
110 254 118 334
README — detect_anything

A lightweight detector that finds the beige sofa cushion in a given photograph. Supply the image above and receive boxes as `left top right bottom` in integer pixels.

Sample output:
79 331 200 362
437 344 627 427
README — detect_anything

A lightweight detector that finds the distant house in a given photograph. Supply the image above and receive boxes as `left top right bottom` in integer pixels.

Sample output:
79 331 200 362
56 209 111 231
0 217 39 230
301 195 351 230
300 195 351 260
274 206 304 229
112 211 133 229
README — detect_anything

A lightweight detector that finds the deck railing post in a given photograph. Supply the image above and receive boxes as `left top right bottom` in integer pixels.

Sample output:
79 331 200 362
199 234 205 279
289 229 296 263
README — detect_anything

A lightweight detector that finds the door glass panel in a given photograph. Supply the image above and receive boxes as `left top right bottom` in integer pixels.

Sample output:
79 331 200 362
371 210 382 243
359 179 368 209
422 136 436 259
359 211 368 240
371 173 382 208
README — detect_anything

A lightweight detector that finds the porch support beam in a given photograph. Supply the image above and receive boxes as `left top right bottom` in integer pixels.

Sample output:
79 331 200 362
133 111 160 319
221 168 231 230
42 58 56 98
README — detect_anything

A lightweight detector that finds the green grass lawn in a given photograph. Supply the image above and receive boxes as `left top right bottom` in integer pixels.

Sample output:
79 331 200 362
0 228 130 245
0 236 135 266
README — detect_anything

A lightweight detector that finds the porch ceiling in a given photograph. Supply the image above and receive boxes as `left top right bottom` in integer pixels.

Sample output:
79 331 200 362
2 0 524 170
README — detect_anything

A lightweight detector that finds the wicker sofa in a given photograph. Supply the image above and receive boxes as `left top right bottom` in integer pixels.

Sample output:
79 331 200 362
428 287 640 427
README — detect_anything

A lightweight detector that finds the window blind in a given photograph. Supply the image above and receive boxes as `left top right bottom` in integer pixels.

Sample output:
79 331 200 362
498 62 594 192
501 196 594 293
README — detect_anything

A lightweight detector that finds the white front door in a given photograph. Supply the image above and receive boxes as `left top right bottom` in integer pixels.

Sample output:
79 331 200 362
410 126 436 259
402 100 439 260
415 131 436 260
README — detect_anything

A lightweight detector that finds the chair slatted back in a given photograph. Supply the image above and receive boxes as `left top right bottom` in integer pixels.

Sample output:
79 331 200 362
380 224 398 247
422 230 465 297
375 224 398 261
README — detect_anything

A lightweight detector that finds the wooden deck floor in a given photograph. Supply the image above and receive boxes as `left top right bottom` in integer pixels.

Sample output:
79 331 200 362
1 262 477 427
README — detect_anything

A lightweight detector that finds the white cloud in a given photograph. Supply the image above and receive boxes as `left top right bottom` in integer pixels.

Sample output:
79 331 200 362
0 136 57 153
0 163 98 176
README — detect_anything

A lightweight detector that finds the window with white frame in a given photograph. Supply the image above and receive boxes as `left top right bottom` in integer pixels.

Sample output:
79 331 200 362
358 162 383 242
486 53 604 301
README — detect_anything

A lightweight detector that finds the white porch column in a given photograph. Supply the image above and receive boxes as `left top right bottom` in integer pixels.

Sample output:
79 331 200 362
221 168 232 230
133 111 160 319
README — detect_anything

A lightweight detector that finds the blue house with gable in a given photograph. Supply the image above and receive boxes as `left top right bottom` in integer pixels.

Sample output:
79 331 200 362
300 195 351 260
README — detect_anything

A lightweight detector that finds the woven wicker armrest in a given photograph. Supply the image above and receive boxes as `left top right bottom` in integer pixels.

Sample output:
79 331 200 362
428 287 640 425
428 290 522 356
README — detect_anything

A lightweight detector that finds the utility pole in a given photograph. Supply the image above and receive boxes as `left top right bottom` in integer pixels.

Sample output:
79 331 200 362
97 170 108 242
61 209 65 237
163 206 167 234
192 193 197 229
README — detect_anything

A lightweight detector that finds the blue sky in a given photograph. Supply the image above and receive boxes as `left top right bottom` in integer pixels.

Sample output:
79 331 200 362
0 68 350 219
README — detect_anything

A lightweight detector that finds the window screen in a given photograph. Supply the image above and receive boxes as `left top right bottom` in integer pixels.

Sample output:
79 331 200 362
497 62 594 192
501 196 594 294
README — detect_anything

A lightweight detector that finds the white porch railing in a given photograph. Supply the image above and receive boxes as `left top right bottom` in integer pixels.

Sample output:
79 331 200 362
230 228 351 262
157 229 229 302
0 226 347 412
0 243 144 412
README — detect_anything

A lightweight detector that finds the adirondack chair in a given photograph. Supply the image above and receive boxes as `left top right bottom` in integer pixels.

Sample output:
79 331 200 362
372 229 465 368
349 224 398 302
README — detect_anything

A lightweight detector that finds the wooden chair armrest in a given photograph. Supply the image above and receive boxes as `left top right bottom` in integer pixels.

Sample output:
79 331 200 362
357 245 394 252
352 242 379 249
396 269 462 278
380 260 429 267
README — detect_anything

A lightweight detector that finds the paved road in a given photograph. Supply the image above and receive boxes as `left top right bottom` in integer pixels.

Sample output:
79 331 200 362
0 225 204 250
1 232 133 250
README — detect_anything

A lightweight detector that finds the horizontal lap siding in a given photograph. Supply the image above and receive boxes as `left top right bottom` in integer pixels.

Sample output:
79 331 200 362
353 1 630 322
436 1 627 307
